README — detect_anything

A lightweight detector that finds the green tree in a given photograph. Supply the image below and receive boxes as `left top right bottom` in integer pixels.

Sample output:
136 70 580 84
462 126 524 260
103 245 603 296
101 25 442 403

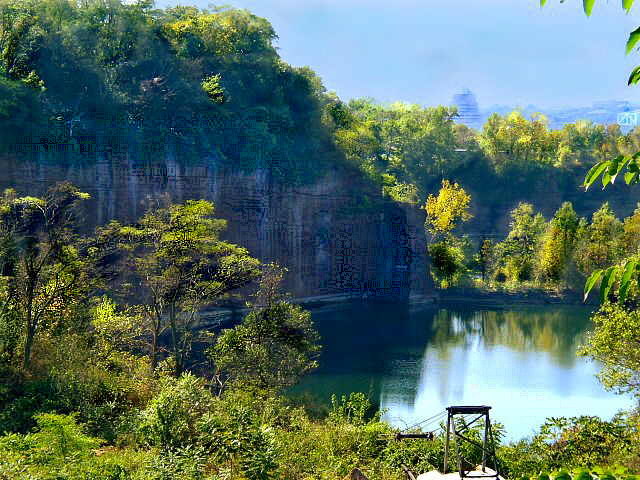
477 238 495 282
478 111 562 172
119 199 261 376
423 180 473 288
579 303 640 396
211 302 321 391
537 202 582 284
0 183 93 369
496 203 546 283
621 204 640 255
428 239 467 288
333 100 461 197
210 265 320 391
575 203 623 276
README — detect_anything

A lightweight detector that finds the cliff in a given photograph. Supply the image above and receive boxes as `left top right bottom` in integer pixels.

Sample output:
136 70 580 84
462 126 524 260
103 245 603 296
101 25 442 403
0 151 433 302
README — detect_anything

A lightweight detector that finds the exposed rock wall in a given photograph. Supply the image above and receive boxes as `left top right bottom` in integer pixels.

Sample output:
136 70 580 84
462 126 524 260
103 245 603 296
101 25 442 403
0 152 433 301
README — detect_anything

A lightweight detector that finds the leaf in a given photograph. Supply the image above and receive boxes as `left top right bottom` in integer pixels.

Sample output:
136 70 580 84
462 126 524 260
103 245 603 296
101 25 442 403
584 0 596 15
611 155 630 184
628 65 640 85
624 171 639 184
584 269 603 302
618 260 637 302
540 0 548 5
600 266 617 304
627 27 640 54
623 0 635 12
584 161 609 190
625 158 640 184
602 170 612 189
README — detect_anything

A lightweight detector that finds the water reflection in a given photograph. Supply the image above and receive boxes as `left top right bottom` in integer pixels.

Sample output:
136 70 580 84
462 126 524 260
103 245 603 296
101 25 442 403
294 303 633 440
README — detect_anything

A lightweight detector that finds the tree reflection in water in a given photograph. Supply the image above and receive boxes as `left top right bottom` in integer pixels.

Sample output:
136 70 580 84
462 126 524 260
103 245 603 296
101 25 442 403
292 303 631 440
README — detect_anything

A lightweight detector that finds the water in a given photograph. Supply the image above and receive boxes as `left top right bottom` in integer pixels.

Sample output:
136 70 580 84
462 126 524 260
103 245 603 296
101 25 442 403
293 302 634 441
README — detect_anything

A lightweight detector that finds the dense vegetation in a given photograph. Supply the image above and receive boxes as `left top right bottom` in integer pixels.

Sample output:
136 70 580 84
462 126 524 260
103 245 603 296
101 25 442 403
422 185 640 294
0 0 342 182
0 0 639 479
0 183 637 479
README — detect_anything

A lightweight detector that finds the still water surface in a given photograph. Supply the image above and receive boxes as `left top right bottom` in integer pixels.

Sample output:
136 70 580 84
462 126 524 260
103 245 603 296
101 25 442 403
294 302 633 441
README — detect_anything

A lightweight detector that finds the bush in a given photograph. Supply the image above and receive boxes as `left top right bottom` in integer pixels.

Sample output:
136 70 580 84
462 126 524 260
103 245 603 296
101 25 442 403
137 374 214 449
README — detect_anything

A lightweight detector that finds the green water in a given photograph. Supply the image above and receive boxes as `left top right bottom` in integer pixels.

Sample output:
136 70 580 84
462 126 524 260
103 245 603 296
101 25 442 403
294 302 634 441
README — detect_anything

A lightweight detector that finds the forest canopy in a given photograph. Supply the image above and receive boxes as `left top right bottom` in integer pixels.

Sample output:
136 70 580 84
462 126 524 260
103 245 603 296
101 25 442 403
0 0 338 181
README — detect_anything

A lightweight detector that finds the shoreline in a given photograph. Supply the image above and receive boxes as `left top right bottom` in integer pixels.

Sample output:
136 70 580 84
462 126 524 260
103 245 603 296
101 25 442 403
197 287 596 329
436 287 597 308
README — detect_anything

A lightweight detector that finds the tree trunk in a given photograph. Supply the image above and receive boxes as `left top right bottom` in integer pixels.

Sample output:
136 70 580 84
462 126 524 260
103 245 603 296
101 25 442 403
22 288 35 370
150 328 158 372
22 325 34 370
169 304 182 377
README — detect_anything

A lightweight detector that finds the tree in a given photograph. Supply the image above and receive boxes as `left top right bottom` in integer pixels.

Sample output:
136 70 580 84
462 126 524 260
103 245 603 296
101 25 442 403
424 180 472 242
333 100 460 197
621 204 640 255
537 202 582 284
209 266 320 391
428 239 467 288
578 303 640 396
423 180 473 288
119 199 261 376
477 238 494 282
495 203 546 282
478 111 562 172
574 203 623 277
0 182 93 369
211 303 320 391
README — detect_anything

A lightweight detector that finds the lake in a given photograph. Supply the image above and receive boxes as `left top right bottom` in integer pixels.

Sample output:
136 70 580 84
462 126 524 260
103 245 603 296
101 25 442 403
293 302 634 441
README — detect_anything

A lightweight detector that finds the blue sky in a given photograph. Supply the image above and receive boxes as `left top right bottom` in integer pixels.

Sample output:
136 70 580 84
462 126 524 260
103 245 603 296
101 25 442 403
157 0 640 110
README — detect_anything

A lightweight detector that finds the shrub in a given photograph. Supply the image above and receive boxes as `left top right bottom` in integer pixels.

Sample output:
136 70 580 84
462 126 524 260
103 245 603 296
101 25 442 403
137 374 214 449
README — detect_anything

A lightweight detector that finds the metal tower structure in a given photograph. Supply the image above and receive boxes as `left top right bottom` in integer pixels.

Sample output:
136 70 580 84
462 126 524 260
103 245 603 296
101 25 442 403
443 406 501 478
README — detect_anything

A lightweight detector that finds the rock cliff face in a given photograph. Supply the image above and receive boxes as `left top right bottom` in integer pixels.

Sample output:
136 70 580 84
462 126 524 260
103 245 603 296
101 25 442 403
0 153 433 301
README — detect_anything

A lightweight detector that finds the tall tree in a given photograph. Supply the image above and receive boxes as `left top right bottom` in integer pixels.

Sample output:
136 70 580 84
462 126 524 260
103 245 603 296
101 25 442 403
119 199 261 376
0 182 92 369
496 203 546 282
575 203 623 277
537 202 582 284
423 180 473 288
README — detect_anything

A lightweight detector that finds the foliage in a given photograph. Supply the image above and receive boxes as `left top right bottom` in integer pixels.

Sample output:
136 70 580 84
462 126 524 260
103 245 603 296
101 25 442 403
429 240 467 288
479 111 562 172
579 303 640 396
498 413 639 478
201 74 225 104
493 203 546 283
0 183 95 370
118 198 261 376
424 180 473 240
210 301 321 391
137 374 214 449
0 0 337 183
533 415 634 469
333 100 465 200
537 202 582 284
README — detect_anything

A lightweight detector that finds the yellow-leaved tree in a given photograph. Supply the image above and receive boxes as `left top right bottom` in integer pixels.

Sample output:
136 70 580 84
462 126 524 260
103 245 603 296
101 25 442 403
424 180 472 242
424 180 473 288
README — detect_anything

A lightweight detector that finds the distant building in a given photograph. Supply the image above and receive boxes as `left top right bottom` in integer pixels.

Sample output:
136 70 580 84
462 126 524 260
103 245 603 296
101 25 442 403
452 89 482 130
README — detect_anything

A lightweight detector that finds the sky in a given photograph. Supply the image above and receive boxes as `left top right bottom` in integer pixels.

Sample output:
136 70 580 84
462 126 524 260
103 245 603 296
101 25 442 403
156 0 640 110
